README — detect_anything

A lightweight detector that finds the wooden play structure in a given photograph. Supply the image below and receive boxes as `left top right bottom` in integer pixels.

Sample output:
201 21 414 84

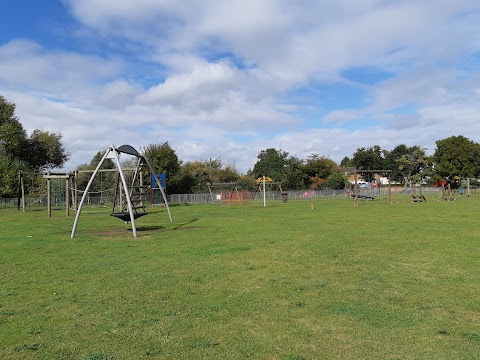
436 177 471 201
17 170 73 218
439 183 454 201
72 167 128 210
411 184 427 202
352 170 392 207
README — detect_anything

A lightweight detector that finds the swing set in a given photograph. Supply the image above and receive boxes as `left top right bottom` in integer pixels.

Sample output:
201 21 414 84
17 170 73 217
207 182 250 205
72 168 120 209
351 170 392 207
71 145 172 238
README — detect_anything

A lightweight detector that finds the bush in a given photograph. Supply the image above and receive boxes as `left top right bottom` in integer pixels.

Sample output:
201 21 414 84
325 172 347 189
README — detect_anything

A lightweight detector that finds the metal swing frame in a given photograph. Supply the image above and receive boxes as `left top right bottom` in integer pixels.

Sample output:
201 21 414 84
71 144 172 238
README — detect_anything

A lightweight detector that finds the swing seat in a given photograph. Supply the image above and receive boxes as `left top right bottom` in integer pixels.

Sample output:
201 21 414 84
110 212 148 222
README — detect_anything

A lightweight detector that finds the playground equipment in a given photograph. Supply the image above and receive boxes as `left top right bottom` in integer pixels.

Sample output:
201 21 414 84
17 170 73 217
71 145 172 238
439 183 454 201
150 173 166 206
351 170 392 207
72 167 125 210
207 182 250 205
436 177 472 201
254 176 284 207
410 183 427 202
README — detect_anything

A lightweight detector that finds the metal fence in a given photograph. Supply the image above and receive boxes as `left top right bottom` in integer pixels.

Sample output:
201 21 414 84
168 187 463 204
2 186 476 209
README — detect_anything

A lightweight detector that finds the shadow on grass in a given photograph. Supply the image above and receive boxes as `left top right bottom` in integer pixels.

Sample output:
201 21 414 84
135 225 165 232
126 218 201 234
75 217 202 238
172 217 199 231
167 203 193 207
18 207 50 213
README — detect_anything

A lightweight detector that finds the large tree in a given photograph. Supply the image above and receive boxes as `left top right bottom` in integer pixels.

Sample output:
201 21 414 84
0 153 25 197
396 146 430 186
340 156 354 167
325 172 348 189
0 97 26 196
304 154 338 179
143 142 182 192
24 130 69 170
351 145 385 180
303 154 340 189
178 160 211 193
383 144 410 183
250 148 289 182
0 96 69 196
383 144 431 185
0 97 68 171
283 156 308 190
0 96 27 159
180 158 240 193
433 135 480 178
352 145 385 170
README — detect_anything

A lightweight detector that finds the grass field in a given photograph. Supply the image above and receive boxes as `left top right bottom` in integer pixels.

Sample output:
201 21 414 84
1 195 479 359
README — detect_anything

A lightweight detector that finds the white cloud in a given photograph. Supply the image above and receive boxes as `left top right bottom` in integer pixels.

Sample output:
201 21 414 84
98 80 141 109
1 0 480 174
137 61 241 106
323 109 366 124
0 39 126 109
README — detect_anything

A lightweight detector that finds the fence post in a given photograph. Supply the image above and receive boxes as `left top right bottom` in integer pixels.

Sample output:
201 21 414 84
47 171 51 218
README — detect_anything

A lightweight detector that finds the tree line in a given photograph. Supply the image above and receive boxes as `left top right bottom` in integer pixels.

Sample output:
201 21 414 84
0 96 69 197
2 95 480 197
75 137 480 195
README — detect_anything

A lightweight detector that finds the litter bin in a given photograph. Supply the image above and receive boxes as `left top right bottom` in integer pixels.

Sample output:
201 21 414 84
281 193 288 203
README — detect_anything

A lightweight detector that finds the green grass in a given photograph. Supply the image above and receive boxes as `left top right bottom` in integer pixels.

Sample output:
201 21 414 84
1 196 479 359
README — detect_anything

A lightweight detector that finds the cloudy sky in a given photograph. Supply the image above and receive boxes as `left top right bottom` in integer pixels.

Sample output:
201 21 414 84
1 0 479 173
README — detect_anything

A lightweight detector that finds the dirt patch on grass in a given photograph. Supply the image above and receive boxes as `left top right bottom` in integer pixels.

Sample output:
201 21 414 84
95 229 131 236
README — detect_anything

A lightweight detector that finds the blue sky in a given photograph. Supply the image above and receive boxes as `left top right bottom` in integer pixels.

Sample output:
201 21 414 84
1 0 480 172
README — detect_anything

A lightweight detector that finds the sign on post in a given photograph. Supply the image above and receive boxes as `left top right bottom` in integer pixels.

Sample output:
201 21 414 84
151 173 166 189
